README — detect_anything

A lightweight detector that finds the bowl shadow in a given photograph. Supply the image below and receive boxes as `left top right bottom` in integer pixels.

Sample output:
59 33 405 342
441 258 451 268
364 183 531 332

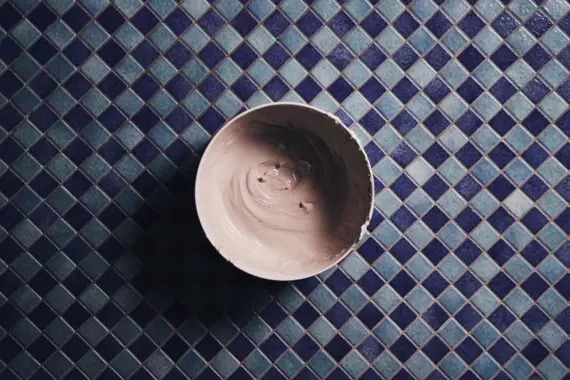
124 153 283 328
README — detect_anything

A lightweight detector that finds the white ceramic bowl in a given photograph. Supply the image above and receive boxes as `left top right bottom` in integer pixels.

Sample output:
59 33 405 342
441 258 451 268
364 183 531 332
195 103 374 280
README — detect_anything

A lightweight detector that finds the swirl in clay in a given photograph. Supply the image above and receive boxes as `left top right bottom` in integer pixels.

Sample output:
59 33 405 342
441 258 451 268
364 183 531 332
196 105 373 280
226 122 347 238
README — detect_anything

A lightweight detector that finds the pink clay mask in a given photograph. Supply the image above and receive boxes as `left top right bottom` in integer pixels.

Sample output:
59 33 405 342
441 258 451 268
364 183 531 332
196 104 373 280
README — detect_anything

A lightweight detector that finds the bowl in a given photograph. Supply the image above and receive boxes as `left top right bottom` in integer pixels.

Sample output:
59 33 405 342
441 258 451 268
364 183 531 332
195 103 374 281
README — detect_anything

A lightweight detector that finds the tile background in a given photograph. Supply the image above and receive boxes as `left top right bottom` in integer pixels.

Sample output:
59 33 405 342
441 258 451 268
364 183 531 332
0 0 569 378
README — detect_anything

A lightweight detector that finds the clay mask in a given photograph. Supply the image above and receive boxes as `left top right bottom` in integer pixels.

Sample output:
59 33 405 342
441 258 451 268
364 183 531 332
196 104 373 280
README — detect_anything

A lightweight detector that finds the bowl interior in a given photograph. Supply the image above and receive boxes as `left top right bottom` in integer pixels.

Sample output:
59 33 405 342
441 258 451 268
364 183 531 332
195 104 373 280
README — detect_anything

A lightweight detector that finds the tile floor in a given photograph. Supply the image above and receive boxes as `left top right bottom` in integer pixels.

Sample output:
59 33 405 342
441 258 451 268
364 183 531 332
0 0 569 378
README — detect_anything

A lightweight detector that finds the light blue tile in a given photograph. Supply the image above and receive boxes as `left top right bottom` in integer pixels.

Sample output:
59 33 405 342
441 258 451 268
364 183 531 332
182 90 209 117
377 27 405 54
504 321 533 350
215 0 242 19
539 126 566 153
312 92 339 115
374 126 402 153
373 318 401 345
538 289 566 317
214 59 241 86
313 0 340 21
409 29 435 55
407 94 435 121
345 0 372 21
149 25 176 52
148 0 175 18
406 254 433 281
471 288 500 316
470 190 499 217
504 256 532 284
411 0 437 20
441 353 467 379
439 286 466 313
443 0 469 21
309 351 335 378
11 20 40 48
473 321 499 348
407 189 433 216
216 92 242 118
406 319 433 346
376 191 401 218
276 318 303 345
182 25 210 53
247 26 275 54
81 22 109 50
406 126 434 153
473 354 500 380
340 317 369 345
215 25 242 54
472 159 498 184
504 223 533 251
116 56 144 84
373 158 402 184
343 92 371 120
341 285 368 312
441 61 469 89
439 222 466 249
247 59 274 86
344 28 372 55
506 61 534 87
45 20 75 49
247 0 275 20
505 289 533 317
372 221 401 248
116 90 144 116
538 322 566 350
505 159 532 185
537 224 565 250
82 89 110 117
406 286 434 313
340 253 369 280
506 354 533 380
542 26 570 54
537 191 566 218
473 27 501 55
475 0 503 20
280 26 307 54
441 93 468 121
471 222 500 250
406 352 434 380
473 61 501 88
409 61 437 88
81 121 110 148
439 320 467 347
508 28 536 55
280 59 307 87
406 222 433 249
376 60 405 88
373 351 401 379
538 256 566 284
373 254 402 283
150 57 177 84
539 356 566 380
182 0 210 19
378 0 405 21
441 28 468 54
150 90 176 117
438 255 466 282
372 283 401 311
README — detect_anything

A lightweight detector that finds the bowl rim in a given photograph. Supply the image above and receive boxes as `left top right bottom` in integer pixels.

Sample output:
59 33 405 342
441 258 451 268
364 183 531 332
195 102 375 281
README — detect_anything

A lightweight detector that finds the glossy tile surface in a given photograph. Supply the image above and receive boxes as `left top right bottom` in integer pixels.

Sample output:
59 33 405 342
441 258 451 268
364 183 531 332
0 0 569 378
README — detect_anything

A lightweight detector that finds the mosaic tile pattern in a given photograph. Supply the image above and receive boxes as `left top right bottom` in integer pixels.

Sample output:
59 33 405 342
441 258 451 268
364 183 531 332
0 0 569 378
